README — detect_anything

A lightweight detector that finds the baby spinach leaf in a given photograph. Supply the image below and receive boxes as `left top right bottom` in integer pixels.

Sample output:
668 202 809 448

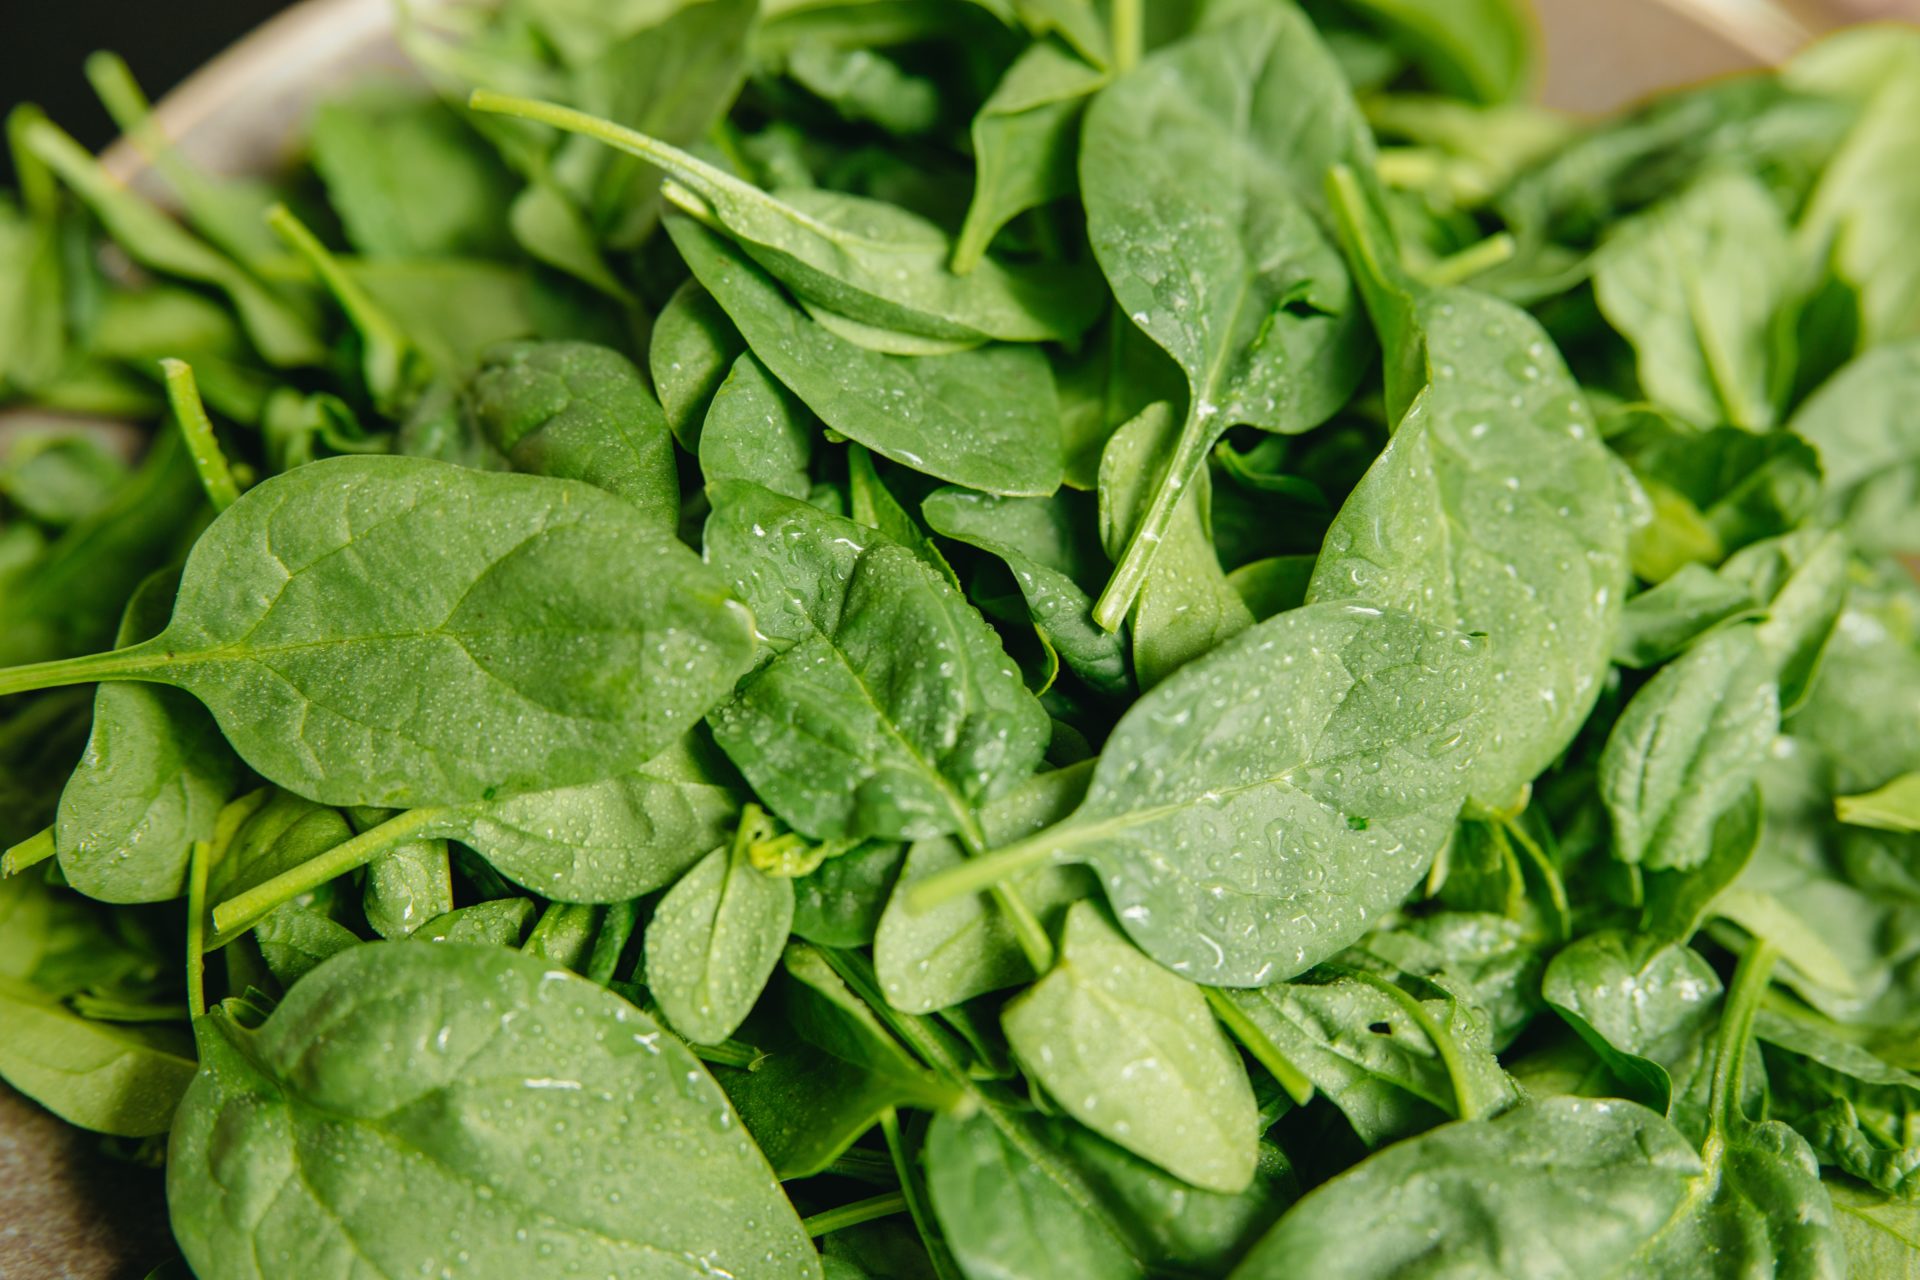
925 602 1488 986
651 277 746 450
1593 169 1792 431
252 906 362 987
1217 944 1515 1146
1542 932 1722 1116
790 840 906 948
1759 1004 1920 1198
877 761 1095 1013
1790 338 1920 555
1081 0 1373 628
56 567 238 904
1613 563 1762 669
1341 0 1531 103
168 942 820 1280
418 897 536 947
706 482 1048 843
1601 625 1781 872
1003 901 1260 1193
361 831 453 940
0 974 196 1137
310 85 519 259
0 457 758 810
667 213 1064 497
953 39 1107 273
647 820 796 1045
700 351 817 499
465 340 678 531
1229 1097 1703 1278
922 487 1129 696
1838 772 1920 834
1311 166 1630 810
1628 945 1848 1279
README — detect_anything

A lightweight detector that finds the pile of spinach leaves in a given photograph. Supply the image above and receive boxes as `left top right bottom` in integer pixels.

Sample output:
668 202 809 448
3 1 1919 1276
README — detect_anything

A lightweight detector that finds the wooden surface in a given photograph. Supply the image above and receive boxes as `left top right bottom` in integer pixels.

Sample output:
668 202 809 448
0 1083 175 1279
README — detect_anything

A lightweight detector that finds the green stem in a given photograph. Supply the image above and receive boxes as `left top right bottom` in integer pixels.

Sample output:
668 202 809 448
826 1147 902 1186
1091 411 1214 632
67 995 192 1023
186 840 211 1019
951 808 1054 976
1348 968 1487 1120
880 1109 964 1280
1 826 56 878
161 359 241 511
0 645 165 699
1421 232 1516 289
5 104 57 219
209 807 444 942
1710 938 1777 1127
585 899 641 986
686 1037 764 1070
907 830 1060 914
1502 816 1570 940
1204 989 1315 1106
802 1191 909 1237
1111 0 1143 72
266 203 412 407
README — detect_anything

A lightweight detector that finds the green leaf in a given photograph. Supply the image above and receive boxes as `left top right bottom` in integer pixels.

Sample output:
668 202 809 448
921 487 1129 696
1790 338 1920 555
360 827 452 940
471 90 1098 344
466 340 679 532
706 484 1048 843
646 821 796 1045
953 40 1107 273
1593 170 1792 431
700 351 817 499
1308 276 1629 809
1542 932 1722 1115
1759 1004 1920 1197
0 457 758 810
1613 563 1761 669
922 601 1488 985
1600 626 1781 872
0 973 196 1137
877 761 1095 1013
168 943 819 1280
1228 1098 1703 1278
310 86 519 258
1082 0 1373 627
1838 772 1920 833
651 277 745 451
1342 0 1532 103
56 567 239 904
417 897 537 947
1829 1180 1920 1279
667 213 1064 497
1003 902 1259 1192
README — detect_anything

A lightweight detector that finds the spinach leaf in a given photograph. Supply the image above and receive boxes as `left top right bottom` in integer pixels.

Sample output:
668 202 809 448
1613 562 1761 669
921 487 1129 696
667 213 1064 497
1341 0 1531 103
1542 932 1722 1117
1592 169 1793 431
360 828 452 940
0 457 757 809
1002 901 1260 1193
1759 1004 1920 1197
466 339 679 530
1790 338 1920 555
1829 1180 1920 1279
1081 0 1373 628
471 91 1100 345
915 601 1489 986
646 816 796 1045
706 481 1049 843
56 566 238 904
651 276 746 450
1230 1097 1703 1278
168 942 820 1280
701 351 818 499
953 39 1107 272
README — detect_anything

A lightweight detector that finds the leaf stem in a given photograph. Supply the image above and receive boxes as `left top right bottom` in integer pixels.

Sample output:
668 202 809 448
1 826 56 878
186 840 211 1019
801 1191 909 1237
0 646 165 699
880 1109 965 1280
209 807 445 943
907 830 1060 914
265 203 412 409
1091 409 1212 631
161 359 241 511
951 809 1054 975
1111 0 1143 72
1420 233 1516 289
1204 989 1315 1106
1709 937 1777 1126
